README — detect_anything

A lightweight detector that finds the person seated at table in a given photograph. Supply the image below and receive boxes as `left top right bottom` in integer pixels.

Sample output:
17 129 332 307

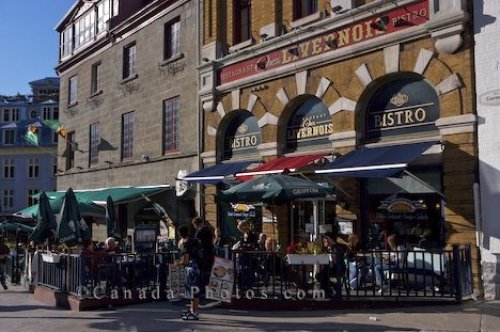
315 233 347 298
374 234 406 293
345 234 367 290
105 237 118 254
256 233 267 251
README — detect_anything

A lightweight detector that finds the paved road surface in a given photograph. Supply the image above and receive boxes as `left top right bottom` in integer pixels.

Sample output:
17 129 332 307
1 285 499 331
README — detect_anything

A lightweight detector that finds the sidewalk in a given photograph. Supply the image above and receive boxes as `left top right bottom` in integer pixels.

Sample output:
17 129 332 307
1 284 499 331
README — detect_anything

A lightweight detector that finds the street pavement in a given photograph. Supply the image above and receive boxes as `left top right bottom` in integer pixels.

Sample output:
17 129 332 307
1 284 500 332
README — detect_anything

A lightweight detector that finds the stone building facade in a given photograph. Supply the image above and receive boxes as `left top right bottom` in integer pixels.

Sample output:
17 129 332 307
474 0 500 299
198 0 480 291
55 0 200 239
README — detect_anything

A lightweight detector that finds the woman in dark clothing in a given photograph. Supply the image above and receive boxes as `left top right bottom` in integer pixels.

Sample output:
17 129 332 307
175 225 202 320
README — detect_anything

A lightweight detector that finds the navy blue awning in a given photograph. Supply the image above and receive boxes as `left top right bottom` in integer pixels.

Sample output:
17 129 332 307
315 141 438 178
182 161 260 184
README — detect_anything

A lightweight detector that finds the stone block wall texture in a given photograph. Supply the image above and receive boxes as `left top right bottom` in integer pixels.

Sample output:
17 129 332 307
474 0 500 299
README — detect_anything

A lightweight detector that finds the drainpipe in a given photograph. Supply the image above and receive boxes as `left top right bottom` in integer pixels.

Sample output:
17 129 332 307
196 0 204 219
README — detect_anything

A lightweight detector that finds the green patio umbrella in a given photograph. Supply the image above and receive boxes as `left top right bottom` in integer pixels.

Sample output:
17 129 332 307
105 195 117 238
0 221 34 233
30 191 57 245
56 188 91 247
219 174 329 205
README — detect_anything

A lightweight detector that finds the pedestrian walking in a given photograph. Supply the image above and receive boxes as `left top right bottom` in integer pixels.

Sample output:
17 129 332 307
0 235 10 290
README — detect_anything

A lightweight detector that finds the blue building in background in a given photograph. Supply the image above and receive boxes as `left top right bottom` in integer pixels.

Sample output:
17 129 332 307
0 77 59 219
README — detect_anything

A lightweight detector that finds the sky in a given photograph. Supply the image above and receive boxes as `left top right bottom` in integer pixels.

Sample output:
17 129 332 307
0 0 75 96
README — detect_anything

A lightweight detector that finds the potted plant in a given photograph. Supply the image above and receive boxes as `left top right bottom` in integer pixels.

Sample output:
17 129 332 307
285 241 330 265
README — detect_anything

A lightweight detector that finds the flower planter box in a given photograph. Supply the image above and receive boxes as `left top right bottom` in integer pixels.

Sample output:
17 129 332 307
286 254 330 265
41 253 61 263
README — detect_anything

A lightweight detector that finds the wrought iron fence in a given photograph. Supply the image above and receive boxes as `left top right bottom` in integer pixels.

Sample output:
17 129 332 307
33 245 473 303
231 244 473 301
36 252 176 299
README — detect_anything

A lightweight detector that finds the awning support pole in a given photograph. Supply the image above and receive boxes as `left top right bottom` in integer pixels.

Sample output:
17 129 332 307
402 170 446 200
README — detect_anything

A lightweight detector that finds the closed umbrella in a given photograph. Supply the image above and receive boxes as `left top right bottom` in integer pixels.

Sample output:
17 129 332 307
29 191 57 245
57 188 91 247
105 195 117 238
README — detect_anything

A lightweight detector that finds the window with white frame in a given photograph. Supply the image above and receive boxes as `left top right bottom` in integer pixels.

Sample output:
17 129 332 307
2 108 19 122
43 106 59 120
97 0 111 33
112 0 119 16
3 158 14 178
164 17 180 60
28 188 39 206
74 10 95 49
163 96 180 153
3 129 15 145
89 122 100 165
62 26 73 58
2 189 14 211
123 43 137 79
121 112 134 159
59 0 118 57
28 157 39 178
69 76 78 105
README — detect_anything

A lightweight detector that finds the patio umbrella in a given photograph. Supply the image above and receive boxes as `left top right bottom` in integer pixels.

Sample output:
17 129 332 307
56 188 91 247
0 221 34 233
105 195 117 238
219 173 329 205
220 174 329 237
29 191 57 245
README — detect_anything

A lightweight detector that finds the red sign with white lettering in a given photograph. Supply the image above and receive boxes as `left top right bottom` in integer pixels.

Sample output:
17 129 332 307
219 0 429 85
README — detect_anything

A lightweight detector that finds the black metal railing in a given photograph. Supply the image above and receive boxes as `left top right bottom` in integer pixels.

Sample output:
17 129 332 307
36 252 176 299
34 245 473 303
230 244 473 301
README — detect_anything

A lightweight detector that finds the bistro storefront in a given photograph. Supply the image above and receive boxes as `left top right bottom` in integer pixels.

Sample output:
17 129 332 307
197 0 479 290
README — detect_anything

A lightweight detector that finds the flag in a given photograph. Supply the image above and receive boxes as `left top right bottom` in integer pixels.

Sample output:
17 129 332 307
41 119 66 138
25 125 39 146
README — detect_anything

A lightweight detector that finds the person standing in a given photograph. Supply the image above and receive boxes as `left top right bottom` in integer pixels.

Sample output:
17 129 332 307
175 225 202 320
0 235 10 290
192 217 215 301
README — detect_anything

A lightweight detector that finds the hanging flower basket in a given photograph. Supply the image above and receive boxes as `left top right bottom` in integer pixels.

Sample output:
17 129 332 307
286 254 330 265
41 253 61 263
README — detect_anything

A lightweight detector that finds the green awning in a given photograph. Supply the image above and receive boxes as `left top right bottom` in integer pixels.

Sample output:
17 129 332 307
14 197 105 219
19 185 172 218
74 185 171 204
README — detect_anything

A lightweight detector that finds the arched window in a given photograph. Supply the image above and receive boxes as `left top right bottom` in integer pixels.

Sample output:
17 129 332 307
284 96 332 153
222 111 261 160
364 77 439 143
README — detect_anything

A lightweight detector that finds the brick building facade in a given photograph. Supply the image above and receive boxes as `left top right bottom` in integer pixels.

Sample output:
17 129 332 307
198 0 480 291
